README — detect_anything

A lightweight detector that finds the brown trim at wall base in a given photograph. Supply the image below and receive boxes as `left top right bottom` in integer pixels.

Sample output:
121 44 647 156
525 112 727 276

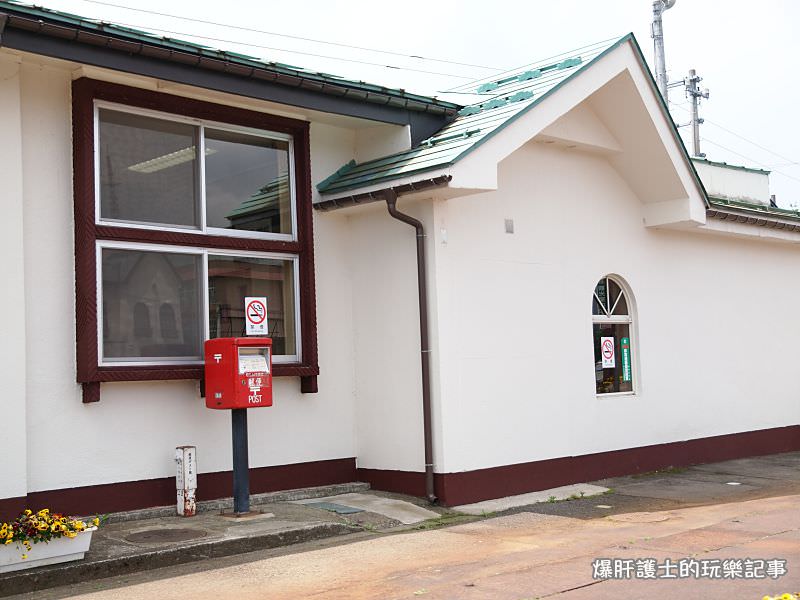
0 458 355 520
363 425 800 507
0 497 27 522
356 468 427 498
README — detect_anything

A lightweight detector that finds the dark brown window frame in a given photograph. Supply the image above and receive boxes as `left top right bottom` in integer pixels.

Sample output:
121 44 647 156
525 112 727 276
72 78 318 403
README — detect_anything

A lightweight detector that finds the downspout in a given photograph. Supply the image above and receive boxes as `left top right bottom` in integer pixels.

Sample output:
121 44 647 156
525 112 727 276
0 13 8 45
383 189 437 504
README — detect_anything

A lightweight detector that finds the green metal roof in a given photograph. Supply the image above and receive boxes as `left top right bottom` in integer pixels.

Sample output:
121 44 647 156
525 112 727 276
0 0 459 114
707 196 798 221
317 36 629 196
226 174 288 220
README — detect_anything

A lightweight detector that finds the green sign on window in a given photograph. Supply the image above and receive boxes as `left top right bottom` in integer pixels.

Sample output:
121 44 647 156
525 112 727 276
621 337 631 382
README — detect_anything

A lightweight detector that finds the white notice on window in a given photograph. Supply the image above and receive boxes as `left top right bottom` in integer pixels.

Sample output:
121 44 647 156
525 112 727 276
244 296 268 336
238 353 269 374
601 337 615 369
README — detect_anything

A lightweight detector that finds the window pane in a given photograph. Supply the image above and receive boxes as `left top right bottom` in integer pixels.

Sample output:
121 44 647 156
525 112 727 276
208 255 297 356
607 279 629 315
593 278 608 315
99 109 200 227
204 129 292 235
102 248 202 361
593 323 633 394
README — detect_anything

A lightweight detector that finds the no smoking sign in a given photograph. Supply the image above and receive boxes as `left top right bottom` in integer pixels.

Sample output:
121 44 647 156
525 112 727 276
601 336 615 369
245 297 268 336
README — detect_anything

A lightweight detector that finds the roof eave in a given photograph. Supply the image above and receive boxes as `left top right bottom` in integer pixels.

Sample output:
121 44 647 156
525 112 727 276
315 175 453 212
706 207 800 232
0 5 458 132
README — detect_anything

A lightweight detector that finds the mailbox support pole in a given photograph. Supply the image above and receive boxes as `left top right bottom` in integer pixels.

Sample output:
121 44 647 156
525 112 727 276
231 408 250 514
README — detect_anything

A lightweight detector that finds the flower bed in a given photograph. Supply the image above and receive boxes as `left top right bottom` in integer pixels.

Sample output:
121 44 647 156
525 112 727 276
0 509 100 573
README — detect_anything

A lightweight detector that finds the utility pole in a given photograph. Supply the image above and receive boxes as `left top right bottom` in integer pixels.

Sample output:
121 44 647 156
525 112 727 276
651 0 712 157
685 69 710 157
651 0 676 104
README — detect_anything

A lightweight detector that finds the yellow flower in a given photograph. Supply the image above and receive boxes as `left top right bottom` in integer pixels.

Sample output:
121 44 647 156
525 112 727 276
4 539 12 545
92 518 100 527
21 554 27 560
23 510 31 516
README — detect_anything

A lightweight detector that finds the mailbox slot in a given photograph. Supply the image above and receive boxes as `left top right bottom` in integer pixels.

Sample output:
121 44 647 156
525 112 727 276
238 347 270 375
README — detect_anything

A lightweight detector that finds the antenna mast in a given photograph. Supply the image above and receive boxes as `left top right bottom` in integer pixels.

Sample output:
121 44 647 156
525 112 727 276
651 1 711 157
651 0 676 104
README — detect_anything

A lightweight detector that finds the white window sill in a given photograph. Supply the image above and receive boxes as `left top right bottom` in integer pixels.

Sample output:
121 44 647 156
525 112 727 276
596 391 636 398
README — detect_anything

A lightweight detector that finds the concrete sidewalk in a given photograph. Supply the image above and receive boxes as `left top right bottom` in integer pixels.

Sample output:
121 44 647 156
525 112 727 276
4 451 799 598
0 483 456 598
18 461 800 600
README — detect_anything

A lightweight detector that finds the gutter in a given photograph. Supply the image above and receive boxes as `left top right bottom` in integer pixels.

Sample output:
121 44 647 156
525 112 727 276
314 176 452 212
383 189 437 504
706 209 800 232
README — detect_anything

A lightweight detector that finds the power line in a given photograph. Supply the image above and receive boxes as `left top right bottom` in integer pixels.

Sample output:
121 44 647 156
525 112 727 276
700 137 800 185
74 0 505 73
82 18 480 80
442 36 620 93
672 103 799 166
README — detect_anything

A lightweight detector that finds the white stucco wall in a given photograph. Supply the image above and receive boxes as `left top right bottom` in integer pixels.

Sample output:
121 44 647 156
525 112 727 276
346 201 428 472
693 160 771 204
434 141 800 473
0 55 28 501
8 59 362 495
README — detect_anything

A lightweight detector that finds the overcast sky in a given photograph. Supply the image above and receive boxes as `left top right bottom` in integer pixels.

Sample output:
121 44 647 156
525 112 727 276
33 0 800 206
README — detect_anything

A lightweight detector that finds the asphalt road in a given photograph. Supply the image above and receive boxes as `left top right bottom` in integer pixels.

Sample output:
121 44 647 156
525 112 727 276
12 453 800 600
20 495 799 599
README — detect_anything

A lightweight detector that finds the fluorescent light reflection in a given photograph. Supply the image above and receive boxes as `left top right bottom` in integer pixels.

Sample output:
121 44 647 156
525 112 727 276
128 146 216 173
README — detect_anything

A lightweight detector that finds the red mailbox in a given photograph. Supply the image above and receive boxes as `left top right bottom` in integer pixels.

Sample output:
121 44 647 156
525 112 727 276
204 338 273 409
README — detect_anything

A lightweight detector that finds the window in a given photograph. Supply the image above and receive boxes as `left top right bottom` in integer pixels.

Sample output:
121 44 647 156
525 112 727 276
73 79 318 401
97 108 294 237
592 276 634 395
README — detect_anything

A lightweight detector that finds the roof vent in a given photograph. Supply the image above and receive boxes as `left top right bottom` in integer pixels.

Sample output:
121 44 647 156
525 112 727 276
483 98 508 110
556 57 582 70
517 69 543 82
457 105 482 117
508 90 534 103
420 128 481 148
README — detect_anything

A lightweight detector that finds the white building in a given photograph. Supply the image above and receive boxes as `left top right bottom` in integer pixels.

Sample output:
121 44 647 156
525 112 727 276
1 2 797 517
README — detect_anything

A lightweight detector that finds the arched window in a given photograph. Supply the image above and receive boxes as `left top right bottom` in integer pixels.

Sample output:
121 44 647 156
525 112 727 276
159 303 178 339
592 276 634 395
133 302 152 338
